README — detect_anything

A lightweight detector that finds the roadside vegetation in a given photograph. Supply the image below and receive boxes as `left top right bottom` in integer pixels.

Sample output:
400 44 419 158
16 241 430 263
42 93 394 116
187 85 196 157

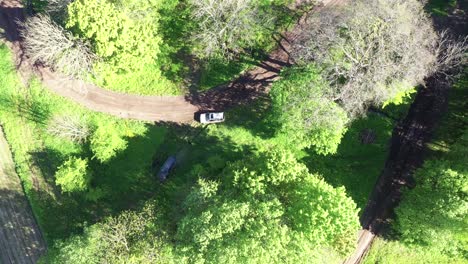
0 0 466 263
22 0 300 94
363 72 468 264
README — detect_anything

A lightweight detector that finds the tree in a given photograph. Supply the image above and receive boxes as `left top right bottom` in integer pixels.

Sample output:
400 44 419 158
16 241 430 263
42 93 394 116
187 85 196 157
20 14 96 78
188 0 275 59
291 0 439 117
43 203 174 264
66 0 162 72
65 0 178 93
45 0 73 20
176 148 359 263
395 130 468 258
270 65 349 154
47 114 90 143
55 156 91 193
90 120 128 163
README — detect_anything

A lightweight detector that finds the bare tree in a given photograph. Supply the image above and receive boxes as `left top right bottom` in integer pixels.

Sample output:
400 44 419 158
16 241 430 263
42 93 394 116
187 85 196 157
432 31 467 78
45 0 73 21
20 14 96 78
292 0 442 117
47 114 90 143
189 0 273 59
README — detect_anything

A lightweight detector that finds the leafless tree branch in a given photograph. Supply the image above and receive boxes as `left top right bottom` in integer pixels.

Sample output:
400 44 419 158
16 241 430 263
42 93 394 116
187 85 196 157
47 114 90 143
19 14 96 78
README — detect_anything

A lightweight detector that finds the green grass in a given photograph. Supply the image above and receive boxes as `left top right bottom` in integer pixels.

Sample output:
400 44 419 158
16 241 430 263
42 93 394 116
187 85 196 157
363 237 467 264
426 0 457 16
93 62 183 96
0 44 168 242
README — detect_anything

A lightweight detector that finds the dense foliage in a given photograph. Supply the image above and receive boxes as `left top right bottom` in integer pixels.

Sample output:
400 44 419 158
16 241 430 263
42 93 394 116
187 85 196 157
65 0 179 94
270 65 348 154
42 203 174 264
176 148 359 263
395 130 468 259
55 156 91 193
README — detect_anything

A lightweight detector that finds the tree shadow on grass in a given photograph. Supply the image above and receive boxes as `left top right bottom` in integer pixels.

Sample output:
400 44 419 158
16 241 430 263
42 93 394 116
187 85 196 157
301 114 395 212
217 95 280 140
25 120 258 244
146 122 258 233
0 94 51 125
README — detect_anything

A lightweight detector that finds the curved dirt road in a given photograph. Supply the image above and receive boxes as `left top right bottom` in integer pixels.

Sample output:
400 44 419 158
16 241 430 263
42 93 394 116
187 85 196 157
1 0 344 123
39 68 199 122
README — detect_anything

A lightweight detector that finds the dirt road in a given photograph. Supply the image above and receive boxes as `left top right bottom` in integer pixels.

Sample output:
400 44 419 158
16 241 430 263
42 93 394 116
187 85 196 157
0 127 46 264
0 0 344 123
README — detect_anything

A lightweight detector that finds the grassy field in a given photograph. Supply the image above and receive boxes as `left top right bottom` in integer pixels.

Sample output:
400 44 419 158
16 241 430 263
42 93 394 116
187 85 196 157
363 237 466 264
0 44 169 242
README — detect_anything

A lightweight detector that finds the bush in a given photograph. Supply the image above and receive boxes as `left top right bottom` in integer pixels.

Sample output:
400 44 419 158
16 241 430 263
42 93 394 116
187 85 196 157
47 114 90 143
20 14 96 78
42 203 174 264
55 156 91 193
395 130 468 258
90 120 128 163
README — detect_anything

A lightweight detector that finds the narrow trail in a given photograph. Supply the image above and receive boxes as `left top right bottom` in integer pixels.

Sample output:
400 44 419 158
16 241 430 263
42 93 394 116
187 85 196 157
0 0 344 123
0 127 46 264
344 3 468 262
343 76 451 264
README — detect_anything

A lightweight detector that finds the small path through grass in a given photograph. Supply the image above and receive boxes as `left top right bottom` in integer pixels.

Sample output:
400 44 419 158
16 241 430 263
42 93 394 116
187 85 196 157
0 127 46 264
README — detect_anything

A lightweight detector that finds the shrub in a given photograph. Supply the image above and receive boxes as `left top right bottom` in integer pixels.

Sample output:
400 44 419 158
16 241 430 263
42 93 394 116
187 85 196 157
90 120 128 163
47 114 90 143
20 14 96 78
55 156 91 193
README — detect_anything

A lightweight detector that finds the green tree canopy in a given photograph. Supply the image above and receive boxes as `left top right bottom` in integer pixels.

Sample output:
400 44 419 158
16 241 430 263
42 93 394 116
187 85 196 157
291 0 438 117
270 65 349 155
395 130 468 258
66 0 162 71
176 148 359 263
55 156 91 193
90 120 128 163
